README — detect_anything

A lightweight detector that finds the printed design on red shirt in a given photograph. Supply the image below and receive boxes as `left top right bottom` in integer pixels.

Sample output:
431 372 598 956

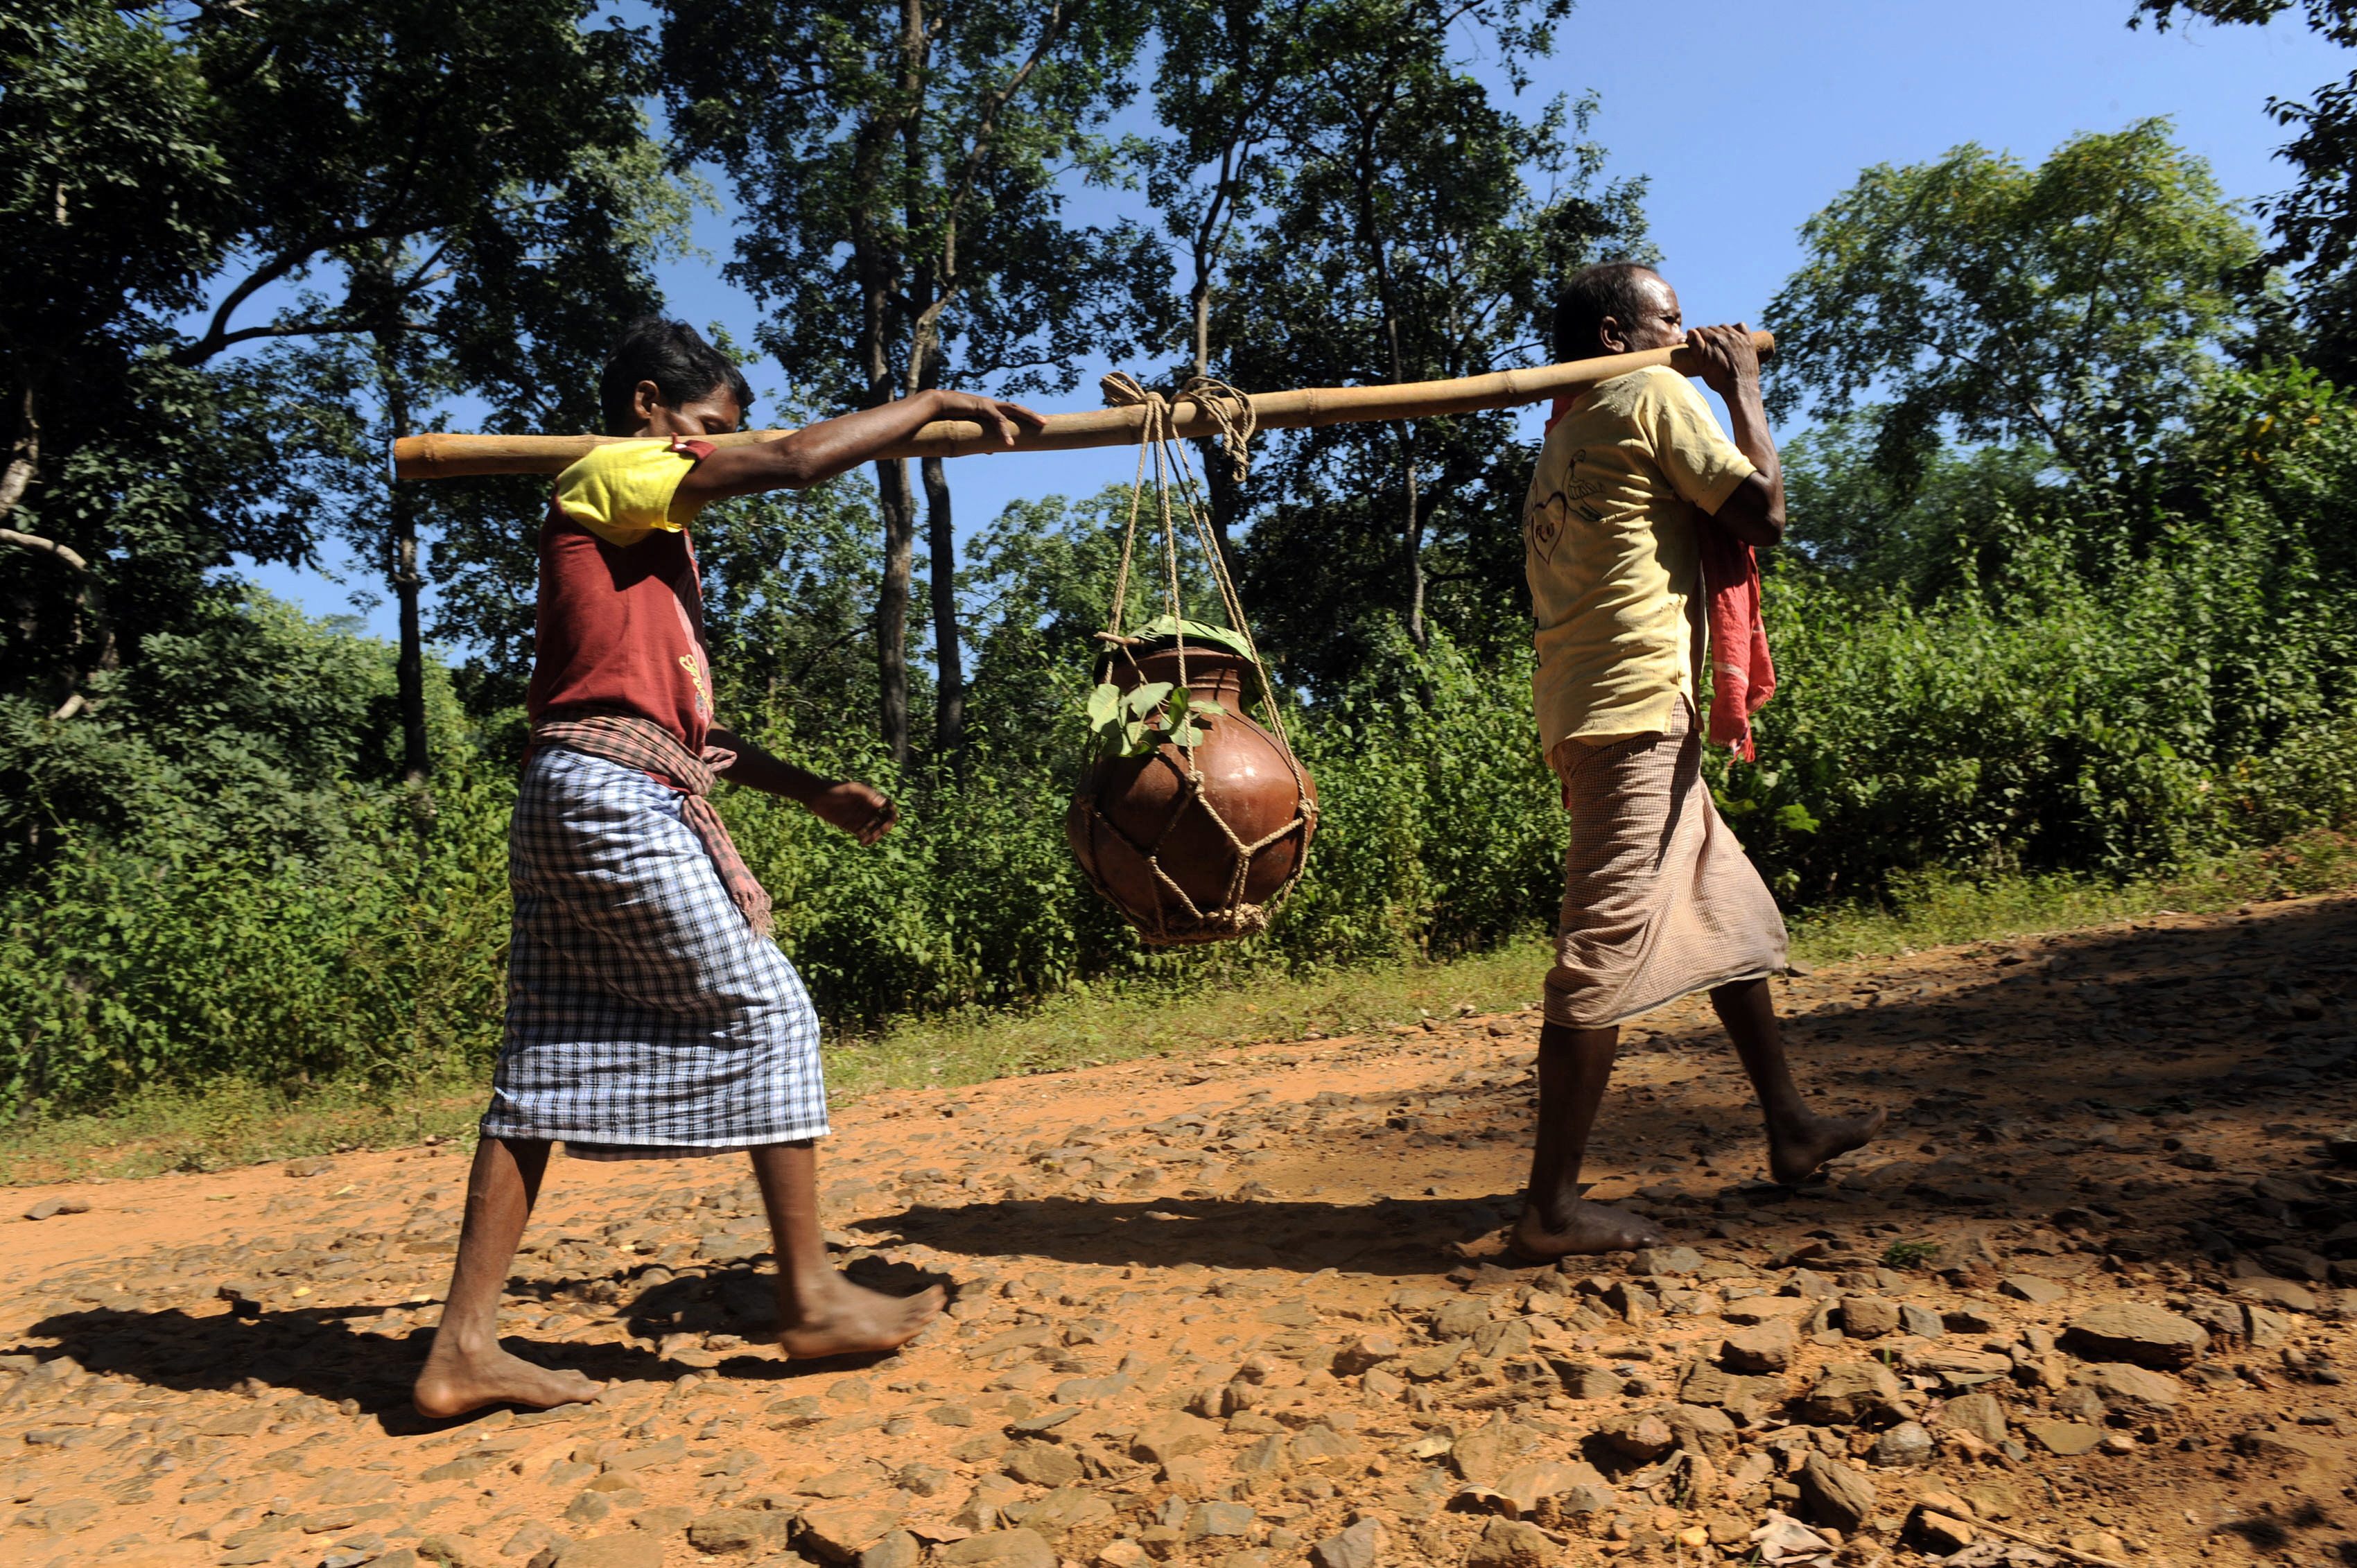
670 594 713 722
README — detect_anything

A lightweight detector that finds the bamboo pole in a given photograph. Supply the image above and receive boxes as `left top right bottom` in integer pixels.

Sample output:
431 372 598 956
388 332 1773 480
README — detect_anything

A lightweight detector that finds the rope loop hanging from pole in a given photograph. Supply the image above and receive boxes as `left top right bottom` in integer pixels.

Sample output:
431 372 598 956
1063 372 1317 946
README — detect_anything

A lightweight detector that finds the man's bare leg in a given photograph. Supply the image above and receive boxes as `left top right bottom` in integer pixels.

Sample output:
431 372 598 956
1711 977 1886 1184
412 1137 602 1418
751 1141 943 1357
1511 1020 1671 1259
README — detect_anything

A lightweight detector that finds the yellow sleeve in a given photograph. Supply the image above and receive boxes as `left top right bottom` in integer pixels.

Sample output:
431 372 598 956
552 440 710 547
1635 369 1755 514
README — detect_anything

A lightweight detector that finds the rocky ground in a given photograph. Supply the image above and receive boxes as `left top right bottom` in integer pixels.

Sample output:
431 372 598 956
3 894 2356 1568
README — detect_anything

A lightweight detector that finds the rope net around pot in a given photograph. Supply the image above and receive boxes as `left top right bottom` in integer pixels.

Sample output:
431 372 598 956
1063 374 1319 946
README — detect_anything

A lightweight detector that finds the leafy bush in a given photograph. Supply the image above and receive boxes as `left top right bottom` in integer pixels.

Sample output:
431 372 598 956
0 768 512 1110
0 593 508 1110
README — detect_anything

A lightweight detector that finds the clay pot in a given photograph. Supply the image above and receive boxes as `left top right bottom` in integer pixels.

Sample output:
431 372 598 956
1066 647 1318 944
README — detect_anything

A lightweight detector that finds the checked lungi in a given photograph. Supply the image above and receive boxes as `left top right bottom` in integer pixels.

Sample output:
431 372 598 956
1543 697 1789 1029
481 746 830 1157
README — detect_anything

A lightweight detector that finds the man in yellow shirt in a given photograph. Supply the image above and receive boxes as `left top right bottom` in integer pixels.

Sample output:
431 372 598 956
1513 263 1884 1259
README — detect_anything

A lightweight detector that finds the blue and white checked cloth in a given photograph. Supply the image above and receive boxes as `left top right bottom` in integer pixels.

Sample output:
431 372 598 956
483 747 830 1155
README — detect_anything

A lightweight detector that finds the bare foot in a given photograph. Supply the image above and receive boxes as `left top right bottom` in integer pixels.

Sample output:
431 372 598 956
1767 1106 1888 1186
412 1338 601 1419
776 1274 946 1359
1509 1197 1668 1261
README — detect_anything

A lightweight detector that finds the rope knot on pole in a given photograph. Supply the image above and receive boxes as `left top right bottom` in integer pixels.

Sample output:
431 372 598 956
1100 372 1255 486
1098 369 1164 420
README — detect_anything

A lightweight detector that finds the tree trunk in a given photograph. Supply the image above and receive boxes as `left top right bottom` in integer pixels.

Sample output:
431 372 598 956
392 489 429 784
844 0 932 766
1203 451 1244 574
1187 279 1242 575
0 384 39 525
873 455 918 766
0 381 116 720
1350 116 1425 651
377 340 432 783
1396 417 1425 648
872 0 934 769
922 454 964 767
1185 188 1249 578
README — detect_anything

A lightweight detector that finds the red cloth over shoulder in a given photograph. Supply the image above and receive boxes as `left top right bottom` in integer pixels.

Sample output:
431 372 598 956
1698 519 1774 761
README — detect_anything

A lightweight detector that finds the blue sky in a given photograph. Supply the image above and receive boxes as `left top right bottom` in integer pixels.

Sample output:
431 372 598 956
234 0 2348 635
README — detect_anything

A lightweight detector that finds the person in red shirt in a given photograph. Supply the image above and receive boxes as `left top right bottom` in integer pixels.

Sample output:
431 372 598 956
414 319 1041 1418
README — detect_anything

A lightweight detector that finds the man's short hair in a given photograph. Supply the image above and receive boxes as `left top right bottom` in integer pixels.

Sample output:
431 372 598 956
1551 262 1663 363
599 316 754 435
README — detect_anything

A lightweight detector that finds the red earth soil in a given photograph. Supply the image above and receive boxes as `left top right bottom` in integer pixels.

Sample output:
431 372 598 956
3 895 2354 1568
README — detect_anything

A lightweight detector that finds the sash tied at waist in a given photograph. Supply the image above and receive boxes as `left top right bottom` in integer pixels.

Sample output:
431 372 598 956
529 706 776 938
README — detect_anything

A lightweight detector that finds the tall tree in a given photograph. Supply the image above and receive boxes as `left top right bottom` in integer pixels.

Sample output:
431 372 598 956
1 0 687 787
1180 0 1647 687
2133 2 2357 380
177 0 685 783
695 481 891 735
1764 121 2262 508
1144 0 1317 561
662 0 1160 767
2134 1 2356 272
0 0 244 722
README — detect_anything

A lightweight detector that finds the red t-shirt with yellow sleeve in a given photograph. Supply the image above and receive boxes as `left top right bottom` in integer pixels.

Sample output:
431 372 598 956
524 437 718 750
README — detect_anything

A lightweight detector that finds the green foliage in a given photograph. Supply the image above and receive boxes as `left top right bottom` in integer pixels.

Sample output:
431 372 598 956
1 591 410 877
1750 122 2357 906
10 21 2357 1131
0 594 510 1110
1728 556 2235 896
11 406 2357 1106
1778 415 2056 601
1 1 233 326
957 488 1230 776
1079 618 1255 760
1283 634 1565 961
1199 0 1651 689
1739 357 2357 900
1085 681 1206 759
1881 1239 1938 1270
3 0 691 781
0 771 510 1110
2134 3 2357 279
661 0 1156 410
1765 121 2262 503
659 0 1164 760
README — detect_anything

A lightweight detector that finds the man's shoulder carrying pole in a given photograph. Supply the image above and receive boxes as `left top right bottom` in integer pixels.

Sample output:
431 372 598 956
388 332 1774 481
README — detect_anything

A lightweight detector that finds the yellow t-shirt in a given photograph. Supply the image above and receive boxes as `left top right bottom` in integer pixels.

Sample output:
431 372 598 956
553 439 711 548
1522 366 1755 751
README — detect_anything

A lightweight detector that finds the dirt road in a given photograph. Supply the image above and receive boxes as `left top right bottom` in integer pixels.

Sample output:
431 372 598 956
3 895 2353 1568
